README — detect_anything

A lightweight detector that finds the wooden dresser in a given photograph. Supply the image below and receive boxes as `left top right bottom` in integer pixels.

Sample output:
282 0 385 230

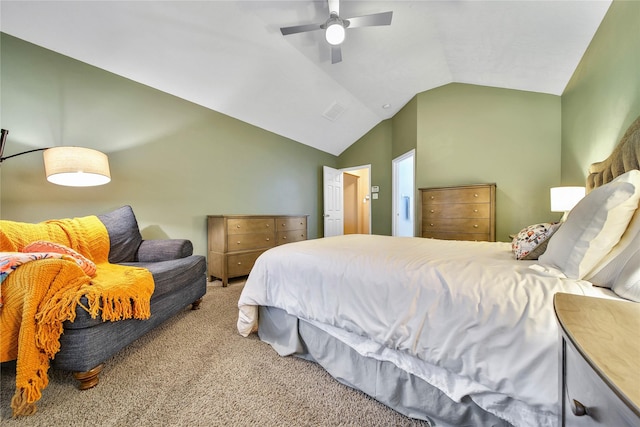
207 215 307 286
554 293 640 426
420 183 496 242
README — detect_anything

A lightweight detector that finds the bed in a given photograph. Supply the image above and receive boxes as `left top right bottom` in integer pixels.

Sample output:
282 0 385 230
237 115 640 427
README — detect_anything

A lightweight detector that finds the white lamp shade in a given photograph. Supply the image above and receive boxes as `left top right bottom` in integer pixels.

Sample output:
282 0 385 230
44 147 111 187
325 23 345 45
550 186 586 212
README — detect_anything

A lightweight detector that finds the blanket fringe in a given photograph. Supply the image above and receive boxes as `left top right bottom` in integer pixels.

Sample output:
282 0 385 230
11 388 37 417
10 349 50 417
34 276 88 357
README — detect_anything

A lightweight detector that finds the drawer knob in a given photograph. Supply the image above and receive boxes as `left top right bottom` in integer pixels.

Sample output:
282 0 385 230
474 193 478 197
430 209 434 213
571 399 587 417
430 223 434 227
473 224 479 228
266 237 270 241
430 196 434 200
236 241 241 245
266 224 270 227
236 224 241 228
237 262 242 265
473 209 478 213
283 236 287 240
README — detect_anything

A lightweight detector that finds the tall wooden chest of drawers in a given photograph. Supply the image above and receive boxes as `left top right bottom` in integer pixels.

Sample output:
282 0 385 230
207 215 308 286
420 183 496 242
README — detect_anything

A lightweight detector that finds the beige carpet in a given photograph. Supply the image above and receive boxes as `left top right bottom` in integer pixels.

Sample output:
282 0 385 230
1 280 429 426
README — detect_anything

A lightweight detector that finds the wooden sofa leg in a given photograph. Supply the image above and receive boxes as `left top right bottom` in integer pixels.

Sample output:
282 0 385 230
73 364 104 390
191 298 203 310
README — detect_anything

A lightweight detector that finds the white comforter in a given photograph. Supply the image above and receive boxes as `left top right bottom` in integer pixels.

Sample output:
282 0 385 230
237 235 618 427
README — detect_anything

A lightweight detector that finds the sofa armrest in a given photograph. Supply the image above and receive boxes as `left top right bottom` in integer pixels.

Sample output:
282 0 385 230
136 239 193 262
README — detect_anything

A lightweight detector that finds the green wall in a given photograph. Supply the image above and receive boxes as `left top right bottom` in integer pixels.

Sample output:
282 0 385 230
341 84 561 241
337 98 419 236
337 120 393 235
0 33 336 256
391 96 418 159
561 0 640 184
416 84 561 241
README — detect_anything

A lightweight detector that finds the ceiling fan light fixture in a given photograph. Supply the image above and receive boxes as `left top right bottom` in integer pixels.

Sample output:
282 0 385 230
325 21 345 45
279 0 393 62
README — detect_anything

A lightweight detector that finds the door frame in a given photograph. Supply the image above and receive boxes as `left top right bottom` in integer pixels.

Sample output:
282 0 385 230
392 150 416 237
340 164 372 235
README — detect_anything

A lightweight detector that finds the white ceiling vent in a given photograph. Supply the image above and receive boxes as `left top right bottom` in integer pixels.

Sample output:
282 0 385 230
323 101 347 122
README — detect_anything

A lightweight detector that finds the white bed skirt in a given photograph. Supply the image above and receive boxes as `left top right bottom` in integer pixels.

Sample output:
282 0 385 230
258 305 512 427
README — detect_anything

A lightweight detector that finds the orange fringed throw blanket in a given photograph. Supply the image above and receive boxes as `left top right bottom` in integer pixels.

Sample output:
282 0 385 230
0 215 154 417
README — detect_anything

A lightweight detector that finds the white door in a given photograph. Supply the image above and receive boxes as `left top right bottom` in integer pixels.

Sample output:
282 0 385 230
323 165 344 237
392 150 415 237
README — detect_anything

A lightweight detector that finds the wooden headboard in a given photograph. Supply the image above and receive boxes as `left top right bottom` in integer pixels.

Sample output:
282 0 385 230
587 115 640 191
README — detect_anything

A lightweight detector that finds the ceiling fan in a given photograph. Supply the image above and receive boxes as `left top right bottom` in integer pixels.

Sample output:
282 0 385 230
280 0 393 64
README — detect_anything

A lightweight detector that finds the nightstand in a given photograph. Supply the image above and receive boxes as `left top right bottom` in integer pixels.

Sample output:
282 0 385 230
554 293 640 426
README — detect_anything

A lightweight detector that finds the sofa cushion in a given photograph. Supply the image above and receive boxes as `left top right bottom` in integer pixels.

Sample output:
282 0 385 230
97 205 143 263
137 239 193 262
130 256 206 301
65 255 206 329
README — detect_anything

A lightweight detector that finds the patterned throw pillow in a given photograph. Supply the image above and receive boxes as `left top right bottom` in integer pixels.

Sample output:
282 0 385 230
512 222 562 260
22 240 97 277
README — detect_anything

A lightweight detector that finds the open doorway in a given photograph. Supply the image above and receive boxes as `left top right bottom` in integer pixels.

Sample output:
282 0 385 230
323 165 371 237
392 150 415 237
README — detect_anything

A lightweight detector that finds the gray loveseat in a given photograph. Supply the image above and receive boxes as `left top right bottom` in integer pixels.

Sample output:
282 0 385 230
51 205 207 389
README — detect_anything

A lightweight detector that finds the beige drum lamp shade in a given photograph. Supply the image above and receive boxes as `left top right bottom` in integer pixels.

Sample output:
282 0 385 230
44 147 111 187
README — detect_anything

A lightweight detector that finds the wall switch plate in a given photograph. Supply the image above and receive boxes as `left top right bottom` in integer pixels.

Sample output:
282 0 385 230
371 186 379 193
372 193 379 200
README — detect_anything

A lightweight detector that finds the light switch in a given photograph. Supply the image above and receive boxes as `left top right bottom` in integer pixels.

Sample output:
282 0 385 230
372 193 379 200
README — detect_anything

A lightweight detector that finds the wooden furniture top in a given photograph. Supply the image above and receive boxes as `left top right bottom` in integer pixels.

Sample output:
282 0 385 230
554 292 640 416
207 214 308 218
419 183 496 191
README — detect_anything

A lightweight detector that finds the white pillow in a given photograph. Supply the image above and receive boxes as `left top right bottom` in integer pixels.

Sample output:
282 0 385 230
585 207 640 287
538 169 640 279
611 246 640 302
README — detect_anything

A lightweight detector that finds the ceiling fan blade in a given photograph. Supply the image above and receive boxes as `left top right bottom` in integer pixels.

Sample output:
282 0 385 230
280 23 323 36
328 0 340 15
331 45 342 64
346 11 393 29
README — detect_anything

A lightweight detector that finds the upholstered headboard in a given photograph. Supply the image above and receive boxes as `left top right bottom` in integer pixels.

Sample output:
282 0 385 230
587 115 640 191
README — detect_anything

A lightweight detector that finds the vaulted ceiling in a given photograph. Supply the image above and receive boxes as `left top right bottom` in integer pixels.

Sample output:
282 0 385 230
0 1 612 155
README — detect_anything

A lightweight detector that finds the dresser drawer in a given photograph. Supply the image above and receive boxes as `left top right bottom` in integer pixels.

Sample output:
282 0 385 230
423 231 491 242
277 230 307 245
227 218 275 235
563 338 639 426
276 217 307 231
422 187 492 204
227 251 267 277
422 203 490 219
422 218 490 234
228 232 275 251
